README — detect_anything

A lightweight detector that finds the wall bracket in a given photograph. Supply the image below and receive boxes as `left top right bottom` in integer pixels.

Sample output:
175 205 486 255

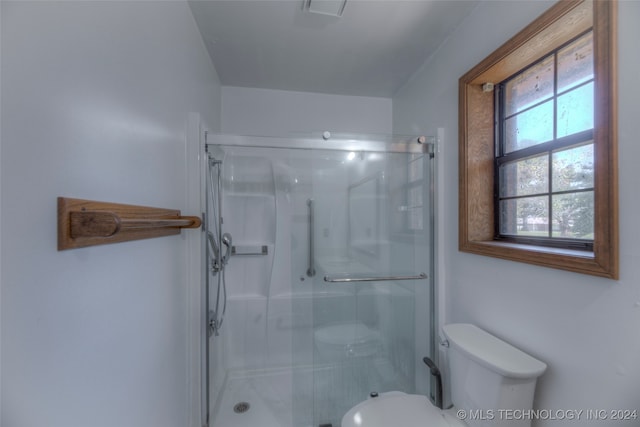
57 197 201 250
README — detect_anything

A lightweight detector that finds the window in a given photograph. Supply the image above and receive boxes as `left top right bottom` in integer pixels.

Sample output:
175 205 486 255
495 31 595 250
459 0 618 278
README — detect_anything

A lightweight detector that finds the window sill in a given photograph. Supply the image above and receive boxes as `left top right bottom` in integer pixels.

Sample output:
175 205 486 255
473 240 593 258
460 239 620 278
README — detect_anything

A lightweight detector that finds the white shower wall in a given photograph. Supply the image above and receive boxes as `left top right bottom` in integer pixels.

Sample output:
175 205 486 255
218 149 362 371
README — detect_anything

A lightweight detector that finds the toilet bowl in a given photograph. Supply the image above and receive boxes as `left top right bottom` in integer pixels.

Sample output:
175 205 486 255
314 321 381 361
341 323 547 427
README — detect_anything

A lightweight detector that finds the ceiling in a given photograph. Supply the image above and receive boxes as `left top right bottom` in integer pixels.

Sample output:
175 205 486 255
188 0 478 98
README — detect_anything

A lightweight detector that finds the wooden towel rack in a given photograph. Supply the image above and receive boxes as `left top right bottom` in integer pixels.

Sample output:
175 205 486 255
57 197 201 250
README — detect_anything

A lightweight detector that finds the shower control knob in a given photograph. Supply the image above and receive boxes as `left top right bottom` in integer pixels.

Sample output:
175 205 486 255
322 131 331 140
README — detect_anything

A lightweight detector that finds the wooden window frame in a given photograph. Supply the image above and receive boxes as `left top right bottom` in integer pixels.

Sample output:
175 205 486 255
458 0 618 279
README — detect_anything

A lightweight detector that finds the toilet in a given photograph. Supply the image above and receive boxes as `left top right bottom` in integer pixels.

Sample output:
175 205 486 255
342 323 547 427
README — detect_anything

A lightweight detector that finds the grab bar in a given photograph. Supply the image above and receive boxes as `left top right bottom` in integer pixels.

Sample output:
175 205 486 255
306 199 316 277
324 273 427 283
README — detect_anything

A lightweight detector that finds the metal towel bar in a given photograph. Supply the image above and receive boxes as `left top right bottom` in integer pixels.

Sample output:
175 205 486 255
323 273 427 283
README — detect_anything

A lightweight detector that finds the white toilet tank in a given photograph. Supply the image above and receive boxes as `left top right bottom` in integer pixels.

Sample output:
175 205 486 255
443 324 547 427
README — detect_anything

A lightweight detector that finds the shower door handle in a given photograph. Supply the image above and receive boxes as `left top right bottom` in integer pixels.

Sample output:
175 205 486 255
306 199 316 277
323 273 428 283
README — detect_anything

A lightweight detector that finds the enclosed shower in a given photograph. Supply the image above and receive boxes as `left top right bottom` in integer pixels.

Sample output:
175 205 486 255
204 133 436 427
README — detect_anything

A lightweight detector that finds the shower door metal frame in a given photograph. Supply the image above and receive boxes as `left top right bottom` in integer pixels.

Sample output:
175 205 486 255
202 141 228 427
201 132 440 427
208 133 429 154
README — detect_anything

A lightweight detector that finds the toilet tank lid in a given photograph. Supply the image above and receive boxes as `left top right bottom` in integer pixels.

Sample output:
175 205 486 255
443 323 547 379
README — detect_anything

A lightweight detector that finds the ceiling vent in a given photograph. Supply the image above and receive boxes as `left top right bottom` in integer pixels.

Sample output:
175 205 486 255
304 0 347 17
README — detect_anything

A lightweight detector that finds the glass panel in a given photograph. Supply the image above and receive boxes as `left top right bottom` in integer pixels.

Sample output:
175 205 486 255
500 196 549 236
505 100 553 153
505 55 554 116
558 32 594 93
499 154 549 198
552 191 594 239
557 82 594 138
552 143 594 192
408 207 423 231
408 185 422 208
308 148 431 426
407 156 425 231
409 155 424 182
205 136 434 427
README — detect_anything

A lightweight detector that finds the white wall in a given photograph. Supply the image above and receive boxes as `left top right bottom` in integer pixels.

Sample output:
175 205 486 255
221 86 392 136
1 2 221 427
393 1 640 423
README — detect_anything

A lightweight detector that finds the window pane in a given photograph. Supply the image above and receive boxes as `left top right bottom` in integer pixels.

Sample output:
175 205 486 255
505 100 553 152
499 154 548 198
557 82 594 138
558 32 593 93
552 143 594 192
505 55 554 116
552 191 594 239
500 196 548 236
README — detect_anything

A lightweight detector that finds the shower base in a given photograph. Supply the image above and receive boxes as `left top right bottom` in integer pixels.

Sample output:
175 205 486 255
212 366 304 427
212 358 409 427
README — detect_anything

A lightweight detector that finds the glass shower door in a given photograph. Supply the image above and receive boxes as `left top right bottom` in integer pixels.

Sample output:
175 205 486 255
290 143 433 427
205 134 434 427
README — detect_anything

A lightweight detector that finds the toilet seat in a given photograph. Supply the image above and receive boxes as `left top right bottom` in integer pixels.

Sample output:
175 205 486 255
341 392 465 427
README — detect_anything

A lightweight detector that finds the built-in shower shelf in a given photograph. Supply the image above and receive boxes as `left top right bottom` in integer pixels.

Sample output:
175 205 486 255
231 245 268 256
57 197 201 250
